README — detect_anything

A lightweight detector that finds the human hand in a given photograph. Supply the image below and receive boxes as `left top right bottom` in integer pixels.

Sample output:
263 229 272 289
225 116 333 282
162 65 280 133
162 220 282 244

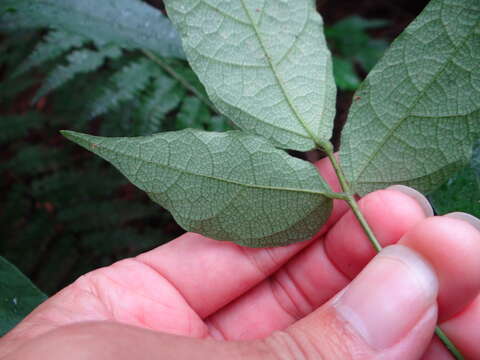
1 157 480 360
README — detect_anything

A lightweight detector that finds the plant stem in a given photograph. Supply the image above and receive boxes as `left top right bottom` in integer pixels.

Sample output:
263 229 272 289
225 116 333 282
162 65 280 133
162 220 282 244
324 149 382 251
142 50 218 114
322 143 464 360
435 327 464 359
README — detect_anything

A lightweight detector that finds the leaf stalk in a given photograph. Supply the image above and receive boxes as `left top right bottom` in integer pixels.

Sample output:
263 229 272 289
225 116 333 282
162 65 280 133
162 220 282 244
322 143 464 360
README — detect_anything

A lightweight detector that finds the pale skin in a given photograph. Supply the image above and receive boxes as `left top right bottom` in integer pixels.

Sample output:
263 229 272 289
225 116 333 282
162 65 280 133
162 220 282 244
1 157 480 360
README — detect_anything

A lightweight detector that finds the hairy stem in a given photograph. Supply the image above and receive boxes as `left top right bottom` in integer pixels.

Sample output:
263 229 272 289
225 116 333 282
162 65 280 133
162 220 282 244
322 143 464 360
142 50 218 114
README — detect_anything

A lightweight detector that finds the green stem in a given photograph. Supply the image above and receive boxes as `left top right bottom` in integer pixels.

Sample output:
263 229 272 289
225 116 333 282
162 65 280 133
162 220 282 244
324 149 382 251
322 143 464 360
435 327 464 360
142 50 218 114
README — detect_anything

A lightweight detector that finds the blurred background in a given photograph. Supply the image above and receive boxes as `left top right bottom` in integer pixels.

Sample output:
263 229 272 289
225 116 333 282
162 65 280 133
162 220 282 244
2 0 477 296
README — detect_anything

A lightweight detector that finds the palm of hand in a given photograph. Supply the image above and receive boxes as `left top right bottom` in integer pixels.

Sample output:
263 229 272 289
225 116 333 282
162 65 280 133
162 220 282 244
2 159 480 360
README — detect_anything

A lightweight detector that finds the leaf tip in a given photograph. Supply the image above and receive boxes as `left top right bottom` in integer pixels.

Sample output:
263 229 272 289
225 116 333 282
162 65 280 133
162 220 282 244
60 129 76 141
60 130 92 148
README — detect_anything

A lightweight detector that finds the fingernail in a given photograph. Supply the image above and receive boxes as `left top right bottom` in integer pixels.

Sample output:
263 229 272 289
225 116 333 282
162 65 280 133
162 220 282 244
445 212 480 232
387 185 434 217
335 245 438 350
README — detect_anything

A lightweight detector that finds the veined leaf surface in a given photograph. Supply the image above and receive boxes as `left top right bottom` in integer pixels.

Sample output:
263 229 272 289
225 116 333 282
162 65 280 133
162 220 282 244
0 0 184 59
340 0 480 195
62 129 333 247
164 0 336 151
0 256 47 336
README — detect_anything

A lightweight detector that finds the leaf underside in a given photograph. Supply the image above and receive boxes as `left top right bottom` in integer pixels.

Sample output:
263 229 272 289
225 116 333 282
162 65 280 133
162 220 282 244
340 0 480 195
0 256 47 336
0 0 184 59
164 0 337 151
62 129 333 247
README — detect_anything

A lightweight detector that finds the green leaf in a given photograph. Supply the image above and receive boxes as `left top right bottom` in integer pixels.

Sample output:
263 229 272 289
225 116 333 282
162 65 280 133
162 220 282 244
13 30 86 78
87 59 153 119
132 74 187 135
0 256 47 336
164 0 336 151
33 46 122 103
355 39 388 72
0 0 184 59
176 97 210 130
430 143 480 217
207 115 233 132
430 167 480 218
340 0 480 196
473 142 480 179
325 15 388 69
61 129 333 247
332 56 361 91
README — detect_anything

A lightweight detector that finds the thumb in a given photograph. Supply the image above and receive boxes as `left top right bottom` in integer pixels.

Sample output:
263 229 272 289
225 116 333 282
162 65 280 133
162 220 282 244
266 245 438 360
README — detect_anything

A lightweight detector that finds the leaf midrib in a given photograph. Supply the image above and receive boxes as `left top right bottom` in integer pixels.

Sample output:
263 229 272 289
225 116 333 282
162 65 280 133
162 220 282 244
86 136 331 197
239 0 322 146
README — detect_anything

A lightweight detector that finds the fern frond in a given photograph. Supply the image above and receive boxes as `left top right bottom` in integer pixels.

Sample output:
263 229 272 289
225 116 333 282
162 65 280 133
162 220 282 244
0 0 184 59
176 96 211 130
0 30 38 69
32 45 122 104
87 59 153 119
133 74 186 135
13 30 86 78
208 115 233 132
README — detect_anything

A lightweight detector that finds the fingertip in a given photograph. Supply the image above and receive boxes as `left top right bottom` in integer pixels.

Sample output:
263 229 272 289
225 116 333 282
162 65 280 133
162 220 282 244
386 185 434 217
399 216 480 321
445 212 480 232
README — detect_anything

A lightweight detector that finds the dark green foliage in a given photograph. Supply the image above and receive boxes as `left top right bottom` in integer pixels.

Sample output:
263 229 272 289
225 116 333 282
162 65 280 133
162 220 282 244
326 16 389 91
430 144 480 217
33 45 123 104
0 0 184 58
87 59 155 119
0 256 47 336
0 2 435 300
0 113 45 143
0 8 210 294
13 30 87 78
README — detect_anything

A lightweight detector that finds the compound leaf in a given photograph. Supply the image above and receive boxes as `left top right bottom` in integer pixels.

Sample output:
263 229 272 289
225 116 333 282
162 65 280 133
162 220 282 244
13 30 86 78
62 129 333 247
340 0 480 195
33 46 122 104
176 97 210 130
0 0 184 59
0 256 47 336
164 0 336 151
87 59 153 119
